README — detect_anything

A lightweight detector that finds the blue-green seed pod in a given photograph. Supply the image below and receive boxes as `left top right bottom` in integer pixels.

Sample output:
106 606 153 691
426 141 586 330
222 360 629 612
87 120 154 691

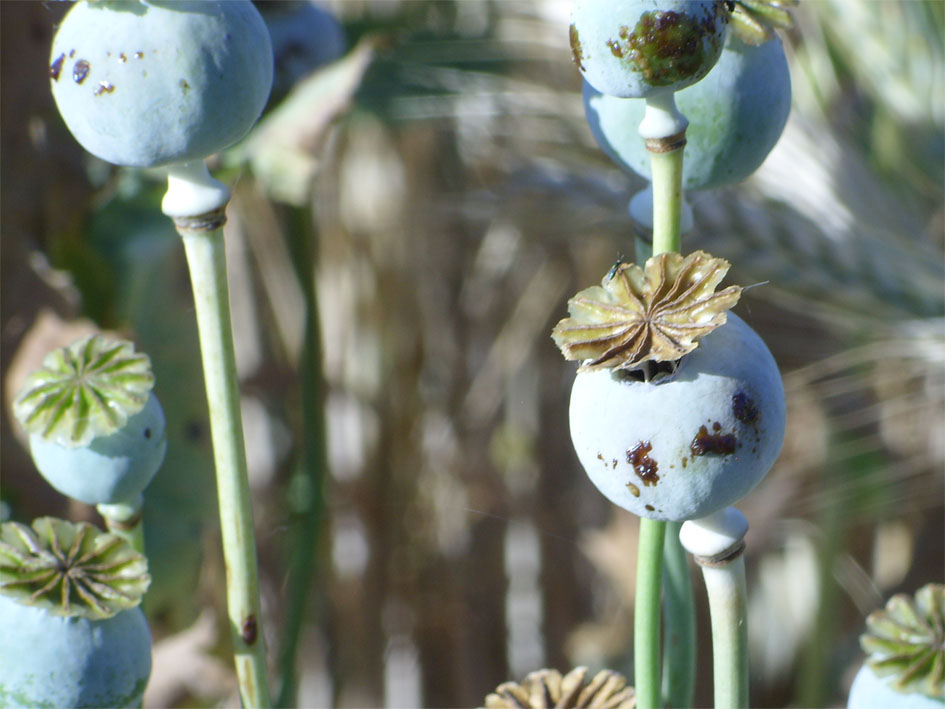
49 0 273 168
14 335 167 506
570 0 729 99
584 33 791 190
0 518 152 708
27 393 166 505
848 584 945 707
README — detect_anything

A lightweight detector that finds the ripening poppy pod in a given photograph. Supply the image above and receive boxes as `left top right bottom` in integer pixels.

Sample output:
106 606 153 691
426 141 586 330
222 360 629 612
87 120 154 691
570 0 730 99
553 252 786 522
584 31 791 191
49 0 273 169
847 584 945 709
0 519 152 709
13 335 167 506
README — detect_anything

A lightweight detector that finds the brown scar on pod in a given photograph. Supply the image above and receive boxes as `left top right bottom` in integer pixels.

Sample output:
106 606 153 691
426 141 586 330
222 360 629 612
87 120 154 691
627 441 659 486
690 422 736 456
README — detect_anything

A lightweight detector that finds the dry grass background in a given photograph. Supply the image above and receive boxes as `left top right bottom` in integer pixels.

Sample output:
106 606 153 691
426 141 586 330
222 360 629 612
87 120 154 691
1 1 942 707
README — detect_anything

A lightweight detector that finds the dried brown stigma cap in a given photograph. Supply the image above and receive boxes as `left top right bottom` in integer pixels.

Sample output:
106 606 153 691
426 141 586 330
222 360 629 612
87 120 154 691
484 667 635 709
552 250 741 373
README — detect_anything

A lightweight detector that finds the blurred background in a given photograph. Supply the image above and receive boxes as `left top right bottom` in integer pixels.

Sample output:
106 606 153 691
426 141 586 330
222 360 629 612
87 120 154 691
1 1 942 707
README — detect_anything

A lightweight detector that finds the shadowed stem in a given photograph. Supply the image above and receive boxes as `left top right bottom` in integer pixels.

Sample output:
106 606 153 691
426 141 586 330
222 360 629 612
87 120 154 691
179 223 272 708
275 206 328 708
662 521 696 708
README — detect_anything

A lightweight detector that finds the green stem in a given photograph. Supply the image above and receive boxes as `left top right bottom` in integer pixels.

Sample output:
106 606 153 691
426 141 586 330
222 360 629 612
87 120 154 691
649 146 685 256
661 522 695 708
635 518 666 709
275 207 328 708
631 92 687 709
97 498 145 555
180 226 271 708
702 559 749 709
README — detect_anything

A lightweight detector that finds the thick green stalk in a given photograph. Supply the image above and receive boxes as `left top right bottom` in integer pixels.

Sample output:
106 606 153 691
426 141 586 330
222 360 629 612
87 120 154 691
649 146 685 257
662 521 696 708
635 518 666 709
180 226 271 708
702 559 749 708
632 92 688 709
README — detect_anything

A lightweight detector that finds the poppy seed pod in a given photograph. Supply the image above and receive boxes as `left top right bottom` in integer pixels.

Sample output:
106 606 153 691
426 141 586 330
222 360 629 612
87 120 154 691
570 0 729 98
848 664 943 709
49 0 273 168
0 597 152 709
584 33 791 190
0 519 152 709
568 313 786 521
27 393 166 505
13 335 166 506
848 584 945 707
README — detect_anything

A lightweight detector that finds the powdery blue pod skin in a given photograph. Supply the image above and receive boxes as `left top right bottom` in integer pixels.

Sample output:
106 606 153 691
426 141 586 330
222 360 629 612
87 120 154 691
584 34 791 191
847 663 944 709
28 394 167 505
0 594 151 708
49 0 273 168
570 0 729 99
569 313 785 522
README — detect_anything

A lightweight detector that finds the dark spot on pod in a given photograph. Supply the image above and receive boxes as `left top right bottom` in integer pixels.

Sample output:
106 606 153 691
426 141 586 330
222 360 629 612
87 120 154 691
681 457 687 468
569 24 585 72
119 52 128 63
134 51 144 59
241 615 258 645
73 59 90 84
732 393 759 424
179 78 190 92
690 424 736 456
607 39 624 58
597 452 605 462
645 504 655 511
627 441 659 486
93 81 115 96
143 428 152 440
627 482 640 497
611 458 618 469
50 53 65 81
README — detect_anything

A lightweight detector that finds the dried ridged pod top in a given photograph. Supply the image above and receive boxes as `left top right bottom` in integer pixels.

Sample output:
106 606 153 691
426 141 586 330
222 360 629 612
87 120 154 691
552 250 742 372
484 666 636 709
